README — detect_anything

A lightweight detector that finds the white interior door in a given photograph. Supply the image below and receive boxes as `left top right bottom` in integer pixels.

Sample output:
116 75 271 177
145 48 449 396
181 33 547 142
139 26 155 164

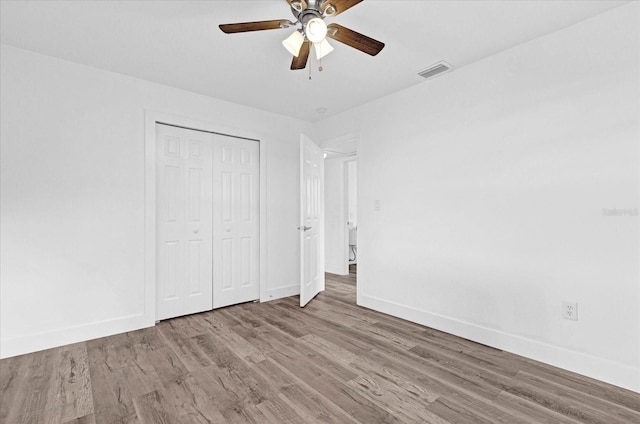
300 134 325 307
213 134 260 308
156 124 213 320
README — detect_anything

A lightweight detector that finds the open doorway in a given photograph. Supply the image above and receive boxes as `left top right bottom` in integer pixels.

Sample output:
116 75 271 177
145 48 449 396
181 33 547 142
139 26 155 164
346 159 357 279
322 135 358 289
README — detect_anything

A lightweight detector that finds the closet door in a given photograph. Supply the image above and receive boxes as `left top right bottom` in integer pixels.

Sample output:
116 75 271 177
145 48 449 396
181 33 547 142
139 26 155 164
156 124 213 320
212 134 260 308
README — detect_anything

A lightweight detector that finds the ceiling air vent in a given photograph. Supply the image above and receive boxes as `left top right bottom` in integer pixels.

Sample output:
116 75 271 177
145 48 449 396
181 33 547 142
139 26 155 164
418 61 453 80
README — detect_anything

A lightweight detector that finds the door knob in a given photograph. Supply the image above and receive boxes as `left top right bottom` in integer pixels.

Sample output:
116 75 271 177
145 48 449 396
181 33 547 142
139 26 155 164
297 226 312 231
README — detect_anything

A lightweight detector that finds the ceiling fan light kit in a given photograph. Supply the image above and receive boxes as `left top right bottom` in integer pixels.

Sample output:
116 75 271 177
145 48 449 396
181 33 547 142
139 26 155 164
219 0 384 74
314 38 334 60
282 30 305 56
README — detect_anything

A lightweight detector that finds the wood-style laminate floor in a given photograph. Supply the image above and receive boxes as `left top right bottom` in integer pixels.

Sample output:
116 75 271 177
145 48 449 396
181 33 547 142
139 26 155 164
2 267 639 423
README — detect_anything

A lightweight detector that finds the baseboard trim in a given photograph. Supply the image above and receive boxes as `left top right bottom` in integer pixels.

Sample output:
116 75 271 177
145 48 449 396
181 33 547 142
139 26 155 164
2 282 301 358
0 313 154 359
358 293 639 393
264 284 299 302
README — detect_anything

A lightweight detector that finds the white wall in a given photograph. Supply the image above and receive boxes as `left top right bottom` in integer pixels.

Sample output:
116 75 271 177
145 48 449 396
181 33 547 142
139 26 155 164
0 45 311 357
314 3 640 392
325 157 349 275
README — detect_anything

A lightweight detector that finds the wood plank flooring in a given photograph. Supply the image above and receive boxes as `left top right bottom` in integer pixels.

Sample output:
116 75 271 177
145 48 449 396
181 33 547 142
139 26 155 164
2 267 639 423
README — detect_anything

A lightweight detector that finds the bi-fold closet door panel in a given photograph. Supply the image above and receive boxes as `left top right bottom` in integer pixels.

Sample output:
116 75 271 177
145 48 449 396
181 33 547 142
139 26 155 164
212 134 260 309
156 124 213 321
156 125 260 321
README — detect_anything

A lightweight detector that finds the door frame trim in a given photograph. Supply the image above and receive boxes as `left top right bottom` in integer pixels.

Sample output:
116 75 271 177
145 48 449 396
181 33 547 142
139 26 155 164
144 110 268 323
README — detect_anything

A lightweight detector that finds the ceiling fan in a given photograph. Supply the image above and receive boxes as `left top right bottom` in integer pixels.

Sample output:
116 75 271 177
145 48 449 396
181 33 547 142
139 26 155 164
219 0 385 71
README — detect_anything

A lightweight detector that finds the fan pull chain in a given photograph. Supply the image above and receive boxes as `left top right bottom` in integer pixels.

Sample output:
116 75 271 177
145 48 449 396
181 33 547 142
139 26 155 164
309 62 312 80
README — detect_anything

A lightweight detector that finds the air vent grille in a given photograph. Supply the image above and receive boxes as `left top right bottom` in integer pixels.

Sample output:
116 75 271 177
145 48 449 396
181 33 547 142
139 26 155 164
418 61 453 80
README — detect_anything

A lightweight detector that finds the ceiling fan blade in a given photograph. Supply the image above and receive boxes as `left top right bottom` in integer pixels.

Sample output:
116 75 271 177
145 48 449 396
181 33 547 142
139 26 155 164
291 42 311 70
326 23 384 56
321 0 363 16
285 0 307 11
219 20 292 34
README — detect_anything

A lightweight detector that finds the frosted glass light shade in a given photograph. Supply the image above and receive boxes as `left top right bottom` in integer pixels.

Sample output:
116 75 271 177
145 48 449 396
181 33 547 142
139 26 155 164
305 18 327 43
313 39 334 60
282 30 305 56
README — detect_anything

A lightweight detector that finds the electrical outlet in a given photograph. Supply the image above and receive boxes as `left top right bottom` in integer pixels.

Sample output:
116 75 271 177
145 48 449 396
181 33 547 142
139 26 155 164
374 200 381 211
562 302 578 321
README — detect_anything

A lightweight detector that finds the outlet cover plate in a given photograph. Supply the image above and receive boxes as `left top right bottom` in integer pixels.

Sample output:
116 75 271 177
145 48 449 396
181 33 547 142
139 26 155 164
562 301 578 321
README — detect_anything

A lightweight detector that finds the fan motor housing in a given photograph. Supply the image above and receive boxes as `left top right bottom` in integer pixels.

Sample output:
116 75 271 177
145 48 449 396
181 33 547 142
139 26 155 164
300 10 323 26
291 0 324 20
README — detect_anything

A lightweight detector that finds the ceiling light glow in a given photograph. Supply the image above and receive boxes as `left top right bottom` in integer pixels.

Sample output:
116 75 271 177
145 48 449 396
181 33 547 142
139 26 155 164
305 18 327 43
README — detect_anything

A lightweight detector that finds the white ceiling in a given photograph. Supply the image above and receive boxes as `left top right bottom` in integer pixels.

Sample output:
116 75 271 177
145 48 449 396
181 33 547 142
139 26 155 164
0 0 629 122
